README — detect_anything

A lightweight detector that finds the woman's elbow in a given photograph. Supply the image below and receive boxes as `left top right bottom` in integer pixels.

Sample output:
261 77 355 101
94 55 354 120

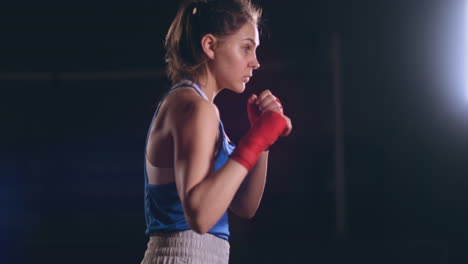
244 211 256 219
232 206 257 219
186 213 212 234
184 202 214 234
240 210 256 219
183 194 211 234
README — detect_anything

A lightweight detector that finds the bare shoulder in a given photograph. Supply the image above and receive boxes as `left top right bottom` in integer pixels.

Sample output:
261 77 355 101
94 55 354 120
164 87 219 128
167 87 220 162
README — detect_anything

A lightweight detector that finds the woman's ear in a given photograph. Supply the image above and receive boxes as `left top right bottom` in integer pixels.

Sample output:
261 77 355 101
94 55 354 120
201 34 217 60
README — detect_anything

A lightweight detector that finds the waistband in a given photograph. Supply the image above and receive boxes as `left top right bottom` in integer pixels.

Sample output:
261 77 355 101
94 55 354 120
145 230 229 263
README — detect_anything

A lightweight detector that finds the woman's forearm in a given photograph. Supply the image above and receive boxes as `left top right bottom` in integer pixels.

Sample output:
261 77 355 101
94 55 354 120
230 151 268 218
184 151 268 232
183 159 248 233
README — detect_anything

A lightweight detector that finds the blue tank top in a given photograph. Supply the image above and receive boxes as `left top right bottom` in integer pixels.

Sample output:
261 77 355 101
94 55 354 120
144 80 235 240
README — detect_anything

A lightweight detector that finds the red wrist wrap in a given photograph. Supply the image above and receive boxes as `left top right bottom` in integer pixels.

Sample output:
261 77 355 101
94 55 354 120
230 111 287 171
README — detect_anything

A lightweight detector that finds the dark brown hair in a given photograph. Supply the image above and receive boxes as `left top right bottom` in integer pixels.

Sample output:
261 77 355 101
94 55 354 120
165 0 262 84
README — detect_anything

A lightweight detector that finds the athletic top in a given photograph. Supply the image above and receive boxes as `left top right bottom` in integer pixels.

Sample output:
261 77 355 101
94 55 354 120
144 79 235 240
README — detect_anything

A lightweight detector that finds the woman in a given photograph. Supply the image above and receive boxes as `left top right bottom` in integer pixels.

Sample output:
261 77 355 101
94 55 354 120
141 0 292 263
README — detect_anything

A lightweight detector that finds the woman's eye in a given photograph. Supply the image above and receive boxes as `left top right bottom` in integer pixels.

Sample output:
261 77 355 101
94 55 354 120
243 46 251 52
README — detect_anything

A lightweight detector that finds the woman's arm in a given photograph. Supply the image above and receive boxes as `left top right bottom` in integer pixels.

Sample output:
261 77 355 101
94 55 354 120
229 90 292 219
229 150 268 219
172 92 288 234
172 97 249 234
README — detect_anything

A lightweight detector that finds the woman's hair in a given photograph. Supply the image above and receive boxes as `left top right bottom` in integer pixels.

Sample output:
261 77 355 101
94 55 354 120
165 0 262 84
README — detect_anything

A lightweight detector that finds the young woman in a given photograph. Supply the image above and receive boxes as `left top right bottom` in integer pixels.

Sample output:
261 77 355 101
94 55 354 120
141 0 292 263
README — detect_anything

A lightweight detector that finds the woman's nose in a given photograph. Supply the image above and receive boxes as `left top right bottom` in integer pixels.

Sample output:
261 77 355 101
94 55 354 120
251 56 260 70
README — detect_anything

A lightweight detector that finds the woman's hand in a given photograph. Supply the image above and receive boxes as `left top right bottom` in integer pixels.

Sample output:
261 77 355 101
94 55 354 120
247 90 292 137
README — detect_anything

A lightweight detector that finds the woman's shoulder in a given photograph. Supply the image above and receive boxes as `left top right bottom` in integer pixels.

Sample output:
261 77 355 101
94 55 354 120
164 87 220 125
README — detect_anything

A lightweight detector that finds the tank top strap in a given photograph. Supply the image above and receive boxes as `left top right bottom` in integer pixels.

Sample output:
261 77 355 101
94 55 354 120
168 79 208 100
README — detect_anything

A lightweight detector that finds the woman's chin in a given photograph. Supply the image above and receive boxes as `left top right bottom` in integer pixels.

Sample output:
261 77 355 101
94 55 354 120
237 83 247 93
226 84 245 94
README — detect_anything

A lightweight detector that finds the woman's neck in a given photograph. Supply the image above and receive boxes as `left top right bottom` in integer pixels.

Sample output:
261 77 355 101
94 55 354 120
193 72 222 103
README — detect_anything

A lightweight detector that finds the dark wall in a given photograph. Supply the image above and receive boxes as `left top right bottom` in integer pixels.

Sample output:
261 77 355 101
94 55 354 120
2 1 468 263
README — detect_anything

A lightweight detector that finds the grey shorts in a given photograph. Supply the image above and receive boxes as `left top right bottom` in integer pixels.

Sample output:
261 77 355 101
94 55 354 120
140 230 230 264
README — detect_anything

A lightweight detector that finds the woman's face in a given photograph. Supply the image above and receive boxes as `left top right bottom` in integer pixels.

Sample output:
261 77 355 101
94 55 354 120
210 22 260 93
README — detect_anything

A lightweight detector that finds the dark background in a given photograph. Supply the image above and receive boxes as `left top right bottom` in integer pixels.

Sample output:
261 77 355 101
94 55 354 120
2 0 468 263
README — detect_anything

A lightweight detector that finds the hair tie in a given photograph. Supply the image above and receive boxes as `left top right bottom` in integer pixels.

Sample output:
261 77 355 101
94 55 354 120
191 1 207 17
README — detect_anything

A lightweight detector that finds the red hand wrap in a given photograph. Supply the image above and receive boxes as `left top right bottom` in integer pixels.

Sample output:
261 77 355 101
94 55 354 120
276 98 284 113
247 97 283 126
247 101 260 127
230 111 287 171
